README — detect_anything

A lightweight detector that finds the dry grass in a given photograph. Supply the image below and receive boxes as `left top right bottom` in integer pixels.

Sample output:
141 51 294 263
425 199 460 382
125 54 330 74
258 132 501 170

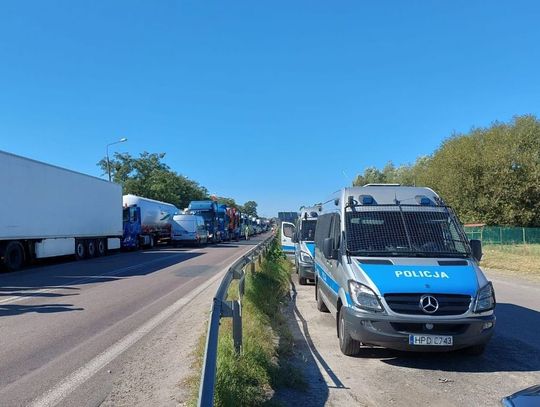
481 244 540 276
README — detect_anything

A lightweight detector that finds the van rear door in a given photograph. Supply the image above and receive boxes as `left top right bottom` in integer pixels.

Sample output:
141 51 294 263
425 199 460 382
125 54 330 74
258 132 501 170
281 222 296 254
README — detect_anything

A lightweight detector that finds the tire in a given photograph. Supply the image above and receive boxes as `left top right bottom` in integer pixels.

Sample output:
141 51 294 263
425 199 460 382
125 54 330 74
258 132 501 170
86 240 97 258
3 241 25 271
316 280 330 313
463 343 487 356
298 272 307 285
338 308 361 356
97 239 107 256
75 240 86 260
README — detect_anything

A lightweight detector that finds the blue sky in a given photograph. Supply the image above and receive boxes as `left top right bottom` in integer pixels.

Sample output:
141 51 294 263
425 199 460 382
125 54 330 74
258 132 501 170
1 1 539 217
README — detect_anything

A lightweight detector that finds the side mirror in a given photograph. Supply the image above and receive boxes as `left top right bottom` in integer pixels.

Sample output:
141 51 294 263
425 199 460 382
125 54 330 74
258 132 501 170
470 239 483 262
292 232 298 243
323 237 338 260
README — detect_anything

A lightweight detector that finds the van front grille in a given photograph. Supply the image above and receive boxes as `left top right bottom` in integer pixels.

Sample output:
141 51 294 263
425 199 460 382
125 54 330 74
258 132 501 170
384 293 472 316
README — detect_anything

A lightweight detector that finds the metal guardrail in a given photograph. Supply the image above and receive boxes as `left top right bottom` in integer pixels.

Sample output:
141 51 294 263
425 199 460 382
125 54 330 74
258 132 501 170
197 234 275 407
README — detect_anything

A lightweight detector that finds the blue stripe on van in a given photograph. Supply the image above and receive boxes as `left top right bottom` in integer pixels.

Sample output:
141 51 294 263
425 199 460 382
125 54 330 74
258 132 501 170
315 262 339 294
282 245 295 252
305 242 315 256
358 262 478 296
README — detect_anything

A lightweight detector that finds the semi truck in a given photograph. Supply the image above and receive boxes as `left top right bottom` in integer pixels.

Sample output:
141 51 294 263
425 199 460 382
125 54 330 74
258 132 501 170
187 200 221 243
0 150 123 271
122 194 179 248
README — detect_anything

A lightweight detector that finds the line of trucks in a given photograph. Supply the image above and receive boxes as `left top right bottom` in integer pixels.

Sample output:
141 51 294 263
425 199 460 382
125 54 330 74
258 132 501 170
0 150 269 271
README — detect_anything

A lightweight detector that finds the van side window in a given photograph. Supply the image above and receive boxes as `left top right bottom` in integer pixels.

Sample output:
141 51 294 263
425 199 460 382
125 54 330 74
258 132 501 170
314 214 333 249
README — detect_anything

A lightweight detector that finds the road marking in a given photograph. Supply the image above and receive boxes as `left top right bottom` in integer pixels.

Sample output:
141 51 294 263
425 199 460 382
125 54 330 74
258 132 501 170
0 253 188 305
29 244 257 407
30 265 225 407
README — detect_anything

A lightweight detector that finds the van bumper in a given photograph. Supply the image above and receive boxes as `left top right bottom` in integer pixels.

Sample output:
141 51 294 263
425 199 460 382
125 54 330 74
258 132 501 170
342 307 496 352
298 263 315 280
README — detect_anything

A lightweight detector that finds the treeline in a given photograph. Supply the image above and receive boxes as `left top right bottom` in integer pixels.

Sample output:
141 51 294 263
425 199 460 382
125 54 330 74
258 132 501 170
353 115 540 227
98 152 258 216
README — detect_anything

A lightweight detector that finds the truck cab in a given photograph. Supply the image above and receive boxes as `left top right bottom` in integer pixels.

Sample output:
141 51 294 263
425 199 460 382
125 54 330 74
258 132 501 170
188 200 221 243
314 185 495 356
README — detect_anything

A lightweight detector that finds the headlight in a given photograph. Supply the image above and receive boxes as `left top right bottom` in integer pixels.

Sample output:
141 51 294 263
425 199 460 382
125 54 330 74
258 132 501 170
299 251 313 263
474 282 496 313
348 280 383 312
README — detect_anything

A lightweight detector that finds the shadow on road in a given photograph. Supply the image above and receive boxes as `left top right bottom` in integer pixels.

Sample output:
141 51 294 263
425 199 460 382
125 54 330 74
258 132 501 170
375 302 540 373
270 279 335 407
0 250 205 302
0 303 84 317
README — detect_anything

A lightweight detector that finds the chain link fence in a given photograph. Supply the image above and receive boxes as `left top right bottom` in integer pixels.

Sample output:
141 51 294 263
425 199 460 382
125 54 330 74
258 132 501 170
464 225 540 245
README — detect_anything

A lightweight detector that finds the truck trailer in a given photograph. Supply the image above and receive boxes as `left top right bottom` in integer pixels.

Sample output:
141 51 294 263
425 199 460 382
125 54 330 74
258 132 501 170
122 194 179 248
0 150 123 271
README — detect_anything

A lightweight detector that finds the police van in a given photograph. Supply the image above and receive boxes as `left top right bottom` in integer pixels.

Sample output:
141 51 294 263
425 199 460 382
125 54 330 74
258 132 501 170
292 206 322 285
314 185 495 356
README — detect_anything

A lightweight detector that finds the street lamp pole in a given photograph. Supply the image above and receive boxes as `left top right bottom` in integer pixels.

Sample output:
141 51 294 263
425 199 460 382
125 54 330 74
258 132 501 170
106 137 128 181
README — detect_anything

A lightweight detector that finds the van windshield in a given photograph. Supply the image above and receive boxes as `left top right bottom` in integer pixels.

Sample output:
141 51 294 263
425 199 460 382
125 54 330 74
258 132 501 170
300 220 317 241
345 205 470 257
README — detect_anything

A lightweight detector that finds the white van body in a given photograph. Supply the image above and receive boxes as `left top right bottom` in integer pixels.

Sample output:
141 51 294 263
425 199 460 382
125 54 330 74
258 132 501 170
293 205 322 285
171 214 208 246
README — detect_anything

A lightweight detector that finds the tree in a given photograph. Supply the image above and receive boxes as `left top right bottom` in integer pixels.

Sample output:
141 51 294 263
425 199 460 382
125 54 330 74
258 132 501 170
98 151 208 209
351 115 540 226
243 201 258 216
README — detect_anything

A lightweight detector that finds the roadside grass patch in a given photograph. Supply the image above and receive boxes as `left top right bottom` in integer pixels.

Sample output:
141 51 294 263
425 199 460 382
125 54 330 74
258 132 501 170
189 237 305 407
481 244 540 276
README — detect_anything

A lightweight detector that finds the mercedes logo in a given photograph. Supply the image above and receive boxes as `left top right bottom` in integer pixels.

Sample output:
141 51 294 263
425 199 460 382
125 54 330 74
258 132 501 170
419 295 439 314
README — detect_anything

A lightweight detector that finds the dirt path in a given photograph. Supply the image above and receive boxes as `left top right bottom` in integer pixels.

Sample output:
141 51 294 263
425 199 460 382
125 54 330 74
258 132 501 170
272 271 540 406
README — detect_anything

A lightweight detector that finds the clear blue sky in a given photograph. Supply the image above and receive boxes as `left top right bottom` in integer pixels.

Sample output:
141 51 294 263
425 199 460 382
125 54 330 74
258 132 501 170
1 1 539 217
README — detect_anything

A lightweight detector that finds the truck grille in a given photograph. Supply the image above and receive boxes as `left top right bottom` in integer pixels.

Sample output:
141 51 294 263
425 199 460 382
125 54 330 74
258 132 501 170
384 293 472 316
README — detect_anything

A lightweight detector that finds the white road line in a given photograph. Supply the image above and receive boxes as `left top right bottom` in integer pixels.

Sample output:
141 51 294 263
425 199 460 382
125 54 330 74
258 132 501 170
30 264 225 407
29 245 254 407
0 254 187 305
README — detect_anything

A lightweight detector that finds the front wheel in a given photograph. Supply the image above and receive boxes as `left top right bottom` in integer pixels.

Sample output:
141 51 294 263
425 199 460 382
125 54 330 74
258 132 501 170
338 308 361 356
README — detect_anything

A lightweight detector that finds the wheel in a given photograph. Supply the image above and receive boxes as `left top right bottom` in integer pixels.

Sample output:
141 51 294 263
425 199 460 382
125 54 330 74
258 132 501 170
75 240 86 260
3 241 25 271
463 343 487 356
86 240 97 258
298 272 307 285
338 308 361 356
316 280 330 313
97 239 107 256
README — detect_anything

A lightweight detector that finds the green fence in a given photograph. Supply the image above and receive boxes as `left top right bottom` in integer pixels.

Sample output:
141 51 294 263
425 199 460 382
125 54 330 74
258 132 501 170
464 226 540 245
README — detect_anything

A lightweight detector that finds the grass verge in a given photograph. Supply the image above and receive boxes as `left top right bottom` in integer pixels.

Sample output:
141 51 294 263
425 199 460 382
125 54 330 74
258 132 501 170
481 244 540 276
188 236 305 406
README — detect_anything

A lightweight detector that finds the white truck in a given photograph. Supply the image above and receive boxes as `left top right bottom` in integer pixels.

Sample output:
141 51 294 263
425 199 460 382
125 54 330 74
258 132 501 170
122 194 179 248
0 150 123 271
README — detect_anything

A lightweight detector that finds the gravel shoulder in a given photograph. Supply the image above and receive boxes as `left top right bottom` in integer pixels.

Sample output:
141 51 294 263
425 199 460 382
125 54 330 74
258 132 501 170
272 269 540 407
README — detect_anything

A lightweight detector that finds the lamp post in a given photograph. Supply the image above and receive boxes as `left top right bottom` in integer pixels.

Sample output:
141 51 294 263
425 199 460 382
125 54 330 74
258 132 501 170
106 137 127 181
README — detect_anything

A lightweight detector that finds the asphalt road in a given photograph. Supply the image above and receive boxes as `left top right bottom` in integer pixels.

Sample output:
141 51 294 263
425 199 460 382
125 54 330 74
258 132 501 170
276 268 540 406
0 235 269 407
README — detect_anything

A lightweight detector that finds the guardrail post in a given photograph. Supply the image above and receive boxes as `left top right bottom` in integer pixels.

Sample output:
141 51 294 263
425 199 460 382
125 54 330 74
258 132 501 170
232 300 242 354
250 255 256 273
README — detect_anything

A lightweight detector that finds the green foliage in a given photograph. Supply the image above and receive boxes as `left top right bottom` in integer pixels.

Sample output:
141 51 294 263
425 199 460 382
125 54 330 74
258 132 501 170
98 151 208 209
243 201 258 217
353 115 540 227
213 236 304 406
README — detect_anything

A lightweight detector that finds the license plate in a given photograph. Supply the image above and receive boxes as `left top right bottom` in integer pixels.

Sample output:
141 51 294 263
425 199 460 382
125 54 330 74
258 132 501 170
409 334 453 346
